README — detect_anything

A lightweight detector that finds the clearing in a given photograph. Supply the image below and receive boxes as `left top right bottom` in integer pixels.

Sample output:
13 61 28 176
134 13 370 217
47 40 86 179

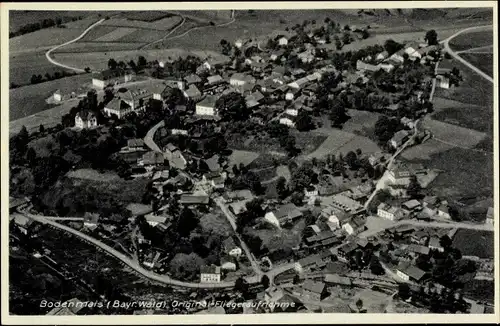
247 219 306 254
448 29 493 52
227 150 260 167
458 53 493 78
422 119 487 149
66 169 121 182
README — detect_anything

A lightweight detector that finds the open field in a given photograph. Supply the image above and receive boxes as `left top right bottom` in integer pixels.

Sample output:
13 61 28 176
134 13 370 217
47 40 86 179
422 119 487 149
120 11 175 22
9 10 104 33
401 139 453 161
9 101 75 135
66 169 121 182
404 147 493 200
9 73 91 121
100 16 182 30
227 150 260 167
93 27 138 42
452 229 494 259
341 109 382 138
305 129 380 160
459 53 493 78
51 42 145 53
431 97 493 134
449 29 493 52
78 25 124 42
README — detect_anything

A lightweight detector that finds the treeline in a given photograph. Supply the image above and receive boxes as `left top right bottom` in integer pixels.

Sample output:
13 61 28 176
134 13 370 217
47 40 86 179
27 70 79 86
9 16 84 38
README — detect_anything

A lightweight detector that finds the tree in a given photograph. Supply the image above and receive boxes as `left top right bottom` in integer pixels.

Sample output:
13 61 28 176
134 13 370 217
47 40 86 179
235 276 249 295
216 92 249 121
169 253 204 280
220 39 231 55
355 299 364 312
328 100 347 127
138 55 147 68
276 176 288 199
291 191 305 206
344 151 358 170
342 32 351 45
407 175 422 199
39 124 45 133
384 39 404 55
293 274 301 284
439 235 453 250
425 29 438 46
295 111 314 131
261 275 270 288
398 283 411 300
108 58 118 70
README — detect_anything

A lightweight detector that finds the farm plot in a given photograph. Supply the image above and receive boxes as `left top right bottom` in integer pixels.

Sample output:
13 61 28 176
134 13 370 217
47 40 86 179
459 53 493 78
100 16 182 30
342 109 382 137
78 25 120 42
120 11 175 22
52 42 144 54
94 27 137 42
423 119 487 149
10 50 72 86
228 150 260 167
449 29 493 52
10 27 88 52
431 97 493 134
401 138 453 161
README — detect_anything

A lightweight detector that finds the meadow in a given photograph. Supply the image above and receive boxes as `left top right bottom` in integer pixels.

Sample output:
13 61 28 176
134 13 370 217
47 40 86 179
448 29 493 52
452 229 494 259
459 53 493 78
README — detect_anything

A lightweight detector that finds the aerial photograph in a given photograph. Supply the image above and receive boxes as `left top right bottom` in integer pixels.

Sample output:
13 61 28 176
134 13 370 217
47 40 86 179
6 4 496 319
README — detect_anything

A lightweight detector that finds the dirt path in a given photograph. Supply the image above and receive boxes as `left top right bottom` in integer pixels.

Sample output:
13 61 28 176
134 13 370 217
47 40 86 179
139 15 187 50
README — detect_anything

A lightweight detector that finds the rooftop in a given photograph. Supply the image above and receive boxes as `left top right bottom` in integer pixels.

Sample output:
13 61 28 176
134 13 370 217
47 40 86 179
197 95 218 108
302 279 325 294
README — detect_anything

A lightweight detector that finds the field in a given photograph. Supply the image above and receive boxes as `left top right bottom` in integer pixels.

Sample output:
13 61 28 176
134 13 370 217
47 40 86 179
9 73 91 121
340 109 382 138
100 16 182 30
452 229 494 259
422 119 487 149
9 10 104 33
459 53 493 78
449 29 493 52
66 169 121 182
120 11 175 22
430 97 492 134
227 150 260 167
247 218 306 253
94 27 138 42
304 129 380 160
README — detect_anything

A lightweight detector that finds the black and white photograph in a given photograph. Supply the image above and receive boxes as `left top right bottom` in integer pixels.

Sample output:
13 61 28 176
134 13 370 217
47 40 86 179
2 1 498 323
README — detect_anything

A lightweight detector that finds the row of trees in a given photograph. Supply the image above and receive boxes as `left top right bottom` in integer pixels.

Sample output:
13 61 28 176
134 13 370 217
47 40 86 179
9 16 83 38
29 70 78 85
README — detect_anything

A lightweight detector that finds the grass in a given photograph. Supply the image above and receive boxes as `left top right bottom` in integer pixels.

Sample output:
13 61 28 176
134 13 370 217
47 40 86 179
422 119 487 148
404 147 493 200
341 109 382 137
459 53 493 78
449 29 493 52
430 97 492 134
452 229 493 259
100 16 182 30
9 73 91 121
200 213 233 237
228 150 260 167
248 218 306 252
120 11 175 22
93 27 138 42
9 11 101 33
66 169 121 182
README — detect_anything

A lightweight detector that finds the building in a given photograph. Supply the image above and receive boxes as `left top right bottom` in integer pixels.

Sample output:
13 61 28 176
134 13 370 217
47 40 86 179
329 194 364 214
143 251 162 269
376 50 389 61
127 139 145 151
13 214 34 235
390 130 410 148
223 237 242 257
230 73 256 86
387 164 412 186
104 98 133 119
324 274 352 287
436 74 450 89
336 242 358 263
141 151 164 166
221 256 237 271
301 280 327 301
304 186 318 198
294 254 322 274
195 95 218 116
184 74 202 85
74 111 98 129
342 216 366 235
322 206 351 230
9 197 30 214
485 207 494 224
406 244 430 256
437 204 451 219
279 113 297 128
278 36 288 46
403 199 422 211
183 84 202 101
92 69 133 89
164 144 187 170
264 203 303 227
179 194 210 206
83 213 99 229
234 39 244 48
200 265 221 283
356 60 380 73
207 74 224 86
377 203 404 221
428 237 444 252
396 263 427 283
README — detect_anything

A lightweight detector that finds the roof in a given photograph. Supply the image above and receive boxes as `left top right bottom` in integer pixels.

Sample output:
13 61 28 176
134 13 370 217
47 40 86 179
302 279 325 294
338 242 358 254
144 214 168 224
406 244 430 255
179 194 210 205
9 197 29 209
230 73 255 83
93 68 130 81
403 199 421 210
486 207 494 219
223 237 238 250
428 236 442 248
184 74 202 84
356 60 380 72
184 84 202 98
128 138 144 148
75 110 96 121
142 151 164 165
83 213 99 224
346 216 365 229
207 75 224 84
13 214 33 227
204 155 221 172
197 95 218 108
105 98 131 112
298 254 322 267
391 130 410 143
423 196 439 206
324 274 352 286
398 263 426 281
272 203 302 220
126 203 153 216
200 265 221 274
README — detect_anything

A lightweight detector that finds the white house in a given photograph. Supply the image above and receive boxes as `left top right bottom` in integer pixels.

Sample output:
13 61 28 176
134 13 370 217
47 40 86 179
322 206 351 230
387 165 412 186
278 36 288 46
75 111 98 129
342 216 365 235
437 204 451 219
104 99 132 119
195 95 218 116
279 115 296 128
428 237 444 252
436 75 450 89
377 203 403 221
264 203 303 228
304 186 318 198
390 130 410 149
396 263 426 282
376 51 389 62
200 265 221 283
53 89 62 102
223 237 242 257
230 73 255 86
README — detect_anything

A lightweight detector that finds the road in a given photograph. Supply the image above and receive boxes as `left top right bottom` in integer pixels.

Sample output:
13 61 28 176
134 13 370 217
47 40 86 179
214 197 264 276
18 208 247 289
442 24 493 83
45 19 105 73
144 120 165 152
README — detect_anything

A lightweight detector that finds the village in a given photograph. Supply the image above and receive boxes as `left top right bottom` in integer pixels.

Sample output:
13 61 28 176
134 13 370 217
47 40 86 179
9 17 494 315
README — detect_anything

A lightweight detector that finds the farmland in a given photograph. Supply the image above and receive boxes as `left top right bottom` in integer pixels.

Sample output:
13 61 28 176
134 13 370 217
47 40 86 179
451 229 494 259
448 29 493 52
458 53 493 78
227 150 260 167
422 119 487 149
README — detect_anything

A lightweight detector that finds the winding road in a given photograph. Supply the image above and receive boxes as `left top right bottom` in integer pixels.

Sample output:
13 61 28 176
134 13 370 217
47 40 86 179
45 19 105 73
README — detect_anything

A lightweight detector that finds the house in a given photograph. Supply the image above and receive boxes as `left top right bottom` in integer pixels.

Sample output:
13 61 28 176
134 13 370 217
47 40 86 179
428 237 444 252
322 206 351 230
229 73 256 86
164 144 187 170
279 113 297 128
390 130 410 148
204 155 221 172
342 215 366 235
234 39 244 48
9 197 30 214
92 69 133 89
377 203 404 221
288 77 310 90
83 213 99 229
184 74 202 85
298 51 315 63
195 95 218 116
485 207 494 224
127 139 145 151
356 60 380 73
301 280 327 301
183 84 202 101
104 98 133 119
261 286 303 313
376 50 389 61
436 74 450 89
406 244 430 256
410 230 430 245
285 88 300 101
141 151 164 166
285 105 301 117
305 231 337 246
379 63 395 72
207 74 224 86
304 185 318 198
324 274 352 287
221 256 237 271
75 111 98 129
387 164 412 186
329 194 364 214
437 204 451 219
179 193 210 206
200 265 221 283
303 224 322 238
13 214 34 235
368 152 388 166
403 199 422 211
396 263 427 283
336 242 358 263
264 203 303 227
278 36 288 46
294 254 322 274
270 49 285 61
389 51 405 64
143 251 162 269
171 128 188 136
223 237 242 257
144 213 168 227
